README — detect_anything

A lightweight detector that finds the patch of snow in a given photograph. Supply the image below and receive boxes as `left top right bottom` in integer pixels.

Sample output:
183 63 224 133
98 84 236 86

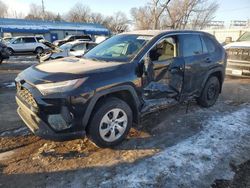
100 105 250 188
2 82 15 88
0 127 28 137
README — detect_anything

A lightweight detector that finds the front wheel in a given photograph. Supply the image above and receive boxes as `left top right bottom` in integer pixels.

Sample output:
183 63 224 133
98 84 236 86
87 97 133 148
35 47 44 54
0 56 3 64
197 76 220 107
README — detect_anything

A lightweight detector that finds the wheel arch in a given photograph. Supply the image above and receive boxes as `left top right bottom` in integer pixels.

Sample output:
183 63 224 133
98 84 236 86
82 85 141 129
201 67 224 94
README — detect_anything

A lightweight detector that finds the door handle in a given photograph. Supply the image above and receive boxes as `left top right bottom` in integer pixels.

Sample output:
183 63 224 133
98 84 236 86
204 57 211 63
170 67 182 74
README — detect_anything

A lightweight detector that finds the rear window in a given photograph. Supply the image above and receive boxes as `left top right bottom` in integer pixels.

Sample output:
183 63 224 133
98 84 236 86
203 36 216 53
181 34 202 57
23 37 36 43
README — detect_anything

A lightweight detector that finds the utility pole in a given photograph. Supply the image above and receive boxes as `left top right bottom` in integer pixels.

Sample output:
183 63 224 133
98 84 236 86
42 0 45 20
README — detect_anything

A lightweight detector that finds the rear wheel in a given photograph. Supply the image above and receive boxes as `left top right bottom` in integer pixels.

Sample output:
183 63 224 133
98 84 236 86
87 97 132 148
197 76 220 107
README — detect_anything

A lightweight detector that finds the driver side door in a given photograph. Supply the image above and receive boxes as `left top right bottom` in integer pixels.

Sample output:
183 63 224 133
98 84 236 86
141 35 185 101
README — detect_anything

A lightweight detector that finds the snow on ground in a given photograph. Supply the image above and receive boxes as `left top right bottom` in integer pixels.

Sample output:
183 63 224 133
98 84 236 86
96 105 250 188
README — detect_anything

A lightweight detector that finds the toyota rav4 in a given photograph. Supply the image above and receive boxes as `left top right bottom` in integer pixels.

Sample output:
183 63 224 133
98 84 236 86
15 30 226 147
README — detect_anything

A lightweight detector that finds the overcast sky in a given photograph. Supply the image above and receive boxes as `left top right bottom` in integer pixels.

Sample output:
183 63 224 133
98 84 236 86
5 0 250 24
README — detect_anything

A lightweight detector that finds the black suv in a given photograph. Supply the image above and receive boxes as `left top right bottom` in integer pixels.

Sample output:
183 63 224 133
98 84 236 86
15 30 226 147
53 35 92 46
0 42 10 64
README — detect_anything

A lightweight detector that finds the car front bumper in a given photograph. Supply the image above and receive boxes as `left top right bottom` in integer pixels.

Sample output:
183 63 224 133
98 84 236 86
226 60 250 77
16 94 86 141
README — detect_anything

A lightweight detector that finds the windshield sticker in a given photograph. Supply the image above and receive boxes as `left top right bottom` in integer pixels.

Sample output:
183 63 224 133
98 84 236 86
137 36 153 41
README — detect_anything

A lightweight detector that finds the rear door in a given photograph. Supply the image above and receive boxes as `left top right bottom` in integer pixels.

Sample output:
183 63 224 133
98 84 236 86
142 35 185 100
179 34 208 99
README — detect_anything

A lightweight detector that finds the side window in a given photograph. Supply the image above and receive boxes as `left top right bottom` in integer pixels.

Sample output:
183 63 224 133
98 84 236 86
181 34 202 57
23 37 36 43
72 44 86 51
13 38 23 44
149 37 176 62
203 36 216 53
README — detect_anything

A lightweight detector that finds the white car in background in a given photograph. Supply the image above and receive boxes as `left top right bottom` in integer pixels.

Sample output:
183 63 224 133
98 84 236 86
224 31 250 77
39 40 97 62
6 36 48 55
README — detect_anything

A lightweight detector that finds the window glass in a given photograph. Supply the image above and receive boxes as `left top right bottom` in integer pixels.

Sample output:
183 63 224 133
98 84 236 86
203 36 216 53
201 37 208 53
84 34 151 62
86 43 97 50
36 37 43 42
13 38 23 44
149 37 175 61
237 32 250 42
23 37 36 43
72 43 86 51
181 35 202 57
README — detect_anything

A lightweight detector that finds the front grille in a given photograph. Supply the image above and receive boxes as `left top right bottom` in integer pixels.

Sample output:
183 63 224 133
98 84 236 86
226 48 250 61
17 86 38 108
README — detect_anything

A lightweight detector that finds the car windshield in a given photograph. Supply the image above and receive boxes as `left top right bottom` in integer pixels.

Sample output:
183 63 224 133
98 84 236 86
237 32 250 42
84 34 152 62
60 43 72 51
64 35 72 41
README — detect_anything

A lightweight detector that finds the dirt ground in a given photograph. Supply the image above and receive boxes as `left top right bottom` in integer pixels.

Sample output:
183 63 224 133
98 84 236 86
0 56 250 188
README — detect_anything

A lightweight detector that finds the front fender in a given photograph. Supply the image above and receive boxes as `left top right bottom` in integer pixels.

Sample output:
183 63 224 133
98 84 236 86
82 85 141 129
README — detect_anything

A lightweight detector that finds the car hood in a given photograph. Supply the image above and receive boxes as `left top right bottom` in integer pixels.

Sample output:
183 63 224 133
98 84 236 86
224 41 250 49
18 57 124 84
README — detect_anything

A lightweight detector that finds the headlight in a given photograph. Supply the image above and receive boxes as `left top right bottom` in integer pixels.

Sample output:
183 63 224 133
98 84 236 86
36 78 87 95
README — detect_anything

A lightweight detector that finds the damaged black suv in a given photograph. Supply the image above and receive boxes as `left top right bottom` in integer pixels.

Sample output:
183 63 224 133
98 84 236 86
15 30 226 147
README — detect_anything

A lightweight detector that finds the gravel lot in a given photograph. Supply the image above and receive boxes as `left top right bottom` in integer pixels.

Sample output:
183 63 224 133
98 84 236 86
0 56 249 188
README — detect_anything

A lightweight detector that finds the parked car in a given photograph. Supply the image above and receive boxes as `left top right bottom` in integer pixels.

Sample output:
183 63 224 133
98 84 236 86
0 42 10 64
6 36 48 55
39 40 97 62
15 30 226 147
224 31 250 77
53 35 92 46
3 37 13 43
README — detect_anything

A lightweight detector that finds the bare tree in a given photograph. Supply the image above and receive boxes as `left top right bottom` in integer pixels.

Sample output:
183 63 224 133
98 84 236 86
131 0 218 30
25 3 61 21
106 12 130 33
65 3 130 33
0 0 8 18
66 3 91 22
131 6 154 30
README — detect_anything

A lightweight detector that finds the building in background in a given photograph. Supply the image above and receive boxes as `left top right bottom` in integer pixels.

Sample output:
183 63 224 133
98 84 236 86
0 18 110 42
203 20 250 43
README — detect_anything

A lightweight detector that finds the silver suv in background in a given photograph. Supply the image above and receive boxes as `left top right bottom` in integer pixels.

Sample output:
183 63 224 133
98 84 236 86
225 31 250 77
6 36 48 55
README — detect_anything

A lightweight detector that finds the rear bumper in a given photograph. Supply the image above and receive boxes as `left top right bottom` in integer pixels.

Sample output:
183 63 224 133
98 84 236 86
226 60 250 77
16 96 85 141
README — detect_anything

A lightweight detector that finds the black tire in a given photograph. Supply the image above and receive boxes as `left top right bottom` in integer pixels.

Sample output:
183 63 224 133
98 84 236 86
87 97 133 148
0 56 3 64
197 76 220 107
35 47 44 54
7 48 14 55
